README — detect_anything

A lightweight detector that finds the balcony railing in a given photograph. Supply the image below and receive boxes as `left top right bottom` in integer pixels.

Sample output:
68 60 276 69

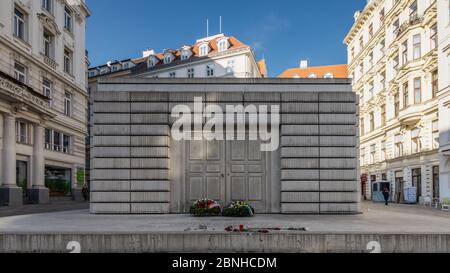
395 14 424 38
41 53 57 70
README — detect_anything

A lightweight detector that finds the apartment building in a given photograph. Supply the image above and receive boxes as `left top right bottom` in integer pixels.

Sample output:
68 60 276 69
131 33 267 78
0 0 90 206
278 60 348 78
345 0 442 203
437 0 450 200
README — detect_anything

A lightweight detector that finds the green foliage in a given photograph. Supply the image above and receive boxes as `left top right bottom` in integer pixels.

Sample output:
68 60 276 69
45 179 71 195
76 169 85 186
222 201 255 217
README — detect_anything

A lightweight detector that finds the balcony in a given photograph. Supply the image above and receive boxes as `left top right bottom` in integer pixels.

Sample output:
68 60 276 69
394 14 424 38
41 53 58 70
398 104 425 126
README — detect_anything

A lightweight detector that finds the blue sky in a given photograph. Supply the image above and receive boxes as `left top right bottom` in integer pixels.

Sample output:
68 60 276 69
86 0 366 77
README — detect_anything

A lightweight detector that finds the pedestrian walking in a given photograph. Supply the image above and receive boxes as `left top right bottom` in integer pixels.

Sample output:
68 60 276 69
382 187 390 206
81 184 89 202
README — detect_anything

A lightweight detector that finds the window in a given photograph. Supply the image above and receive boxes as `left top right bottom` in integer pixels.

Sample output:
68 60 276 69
46 129 72 154
370 144 376 164
394 92 400 117
380 71 386 90
218 40 228 52
368 51 373 68
411 128 421 154
402 40 408 65
432 70 438 98
123 63 129 69
308 73 317 78
14 8 25 40
393 19 400 35
181 52 190 60
360 117 365 136
432 120 439 149
226 60 235 74
403 82 409 108
368 82 374 99
412 168 421 200
42 0 52 13
380 39 385 57
382 173 387 181
187 68 195 78
379 8 385 22
381 104 386 127
323 73 334 79
14 62 26 83
381 141 386 161
64 48 72 74
206 64 214 77
393 55 399 70
42 78 52 106
64 92 72 116
359 36 364 50
148 58 156 67
430 24 438 49
199 44 209 56
413 77 421 104
169 72 176 78
43 30 54 58
369 112 374 132
369 23 373 38
409 1 418 20
359 64 363 76
413 34 421 60
64 6 72 32
164 55 172 64
351 47 355 59
15 120 29 144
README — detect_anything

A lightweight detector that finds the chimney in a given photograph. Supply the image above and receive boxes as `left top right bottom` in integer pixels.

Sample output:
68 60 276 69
143 48 155 58
300 60 308 69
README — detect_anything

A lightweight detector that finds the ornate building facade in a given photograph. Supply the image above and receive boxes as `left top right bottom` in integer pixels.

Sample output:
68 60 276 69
345 0 442 203
0 0 90 206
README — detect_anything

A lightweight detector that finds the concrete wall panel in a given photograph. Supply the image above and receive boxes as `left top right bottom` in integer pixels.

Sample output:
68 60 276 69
281 203 320 213
281 181 320 191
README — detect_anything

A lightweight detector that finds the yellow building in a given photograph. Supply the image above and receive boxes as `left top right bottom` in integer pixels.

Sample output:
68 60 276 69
345 0 440 203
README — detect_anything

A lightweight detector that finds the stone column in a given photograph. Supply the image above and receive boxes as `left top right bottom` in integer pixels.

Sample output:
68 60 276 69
0 113 22 206
30 124 49 204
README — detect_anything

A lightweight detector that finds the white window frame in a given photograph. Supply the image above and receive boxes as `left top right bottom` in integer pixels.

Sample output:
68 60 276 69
206 64 214 77
15 120 29 144
43 77 52 106
14 62 26 83
187 68 195 78
64 6 72 32
64 48 73 75
43 30 54 58
413 34 421 60
164 55 172 64
323 73 334 79
14 7 26 40
42 0 53 14
46 129 70 154
64 92 72 116
308 73 317 78
199 44 209 56
218 40 228 52
169 72 176 78
226 60 235 74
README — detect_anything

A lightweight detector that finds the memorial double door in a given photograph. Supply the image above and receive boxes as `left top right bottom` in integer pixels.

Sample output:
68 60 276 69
185 139 267 212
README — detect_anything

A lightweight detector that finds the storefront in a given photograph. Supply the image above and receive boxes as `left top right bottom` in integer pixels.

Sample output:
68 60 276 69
44 166 72 197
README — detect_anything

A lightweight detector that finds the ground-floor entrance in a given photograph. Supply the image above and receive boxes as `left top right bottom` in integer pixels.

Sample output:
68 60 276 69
185 139 267 212
16 160 29 204
44 166 72 198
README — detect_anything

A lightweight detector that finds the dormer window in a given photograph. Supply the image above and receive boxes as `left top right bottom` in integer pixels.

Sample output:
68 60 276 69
323 73 334 78
148 58 155 68
164 54 172 64
308 73 317 78
181 50 191 61
217 39 229 52
199 44 209 56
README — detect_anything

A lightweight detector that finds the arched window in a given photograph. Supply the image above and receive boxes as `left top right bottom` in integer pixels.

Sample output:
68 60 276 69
199 44 209 56
218 39 228 52
323 73 334 78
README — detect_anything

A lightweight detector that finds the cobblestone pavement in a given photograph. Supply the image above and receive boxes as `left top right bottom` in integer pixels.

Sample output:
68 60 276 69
0 201 449 234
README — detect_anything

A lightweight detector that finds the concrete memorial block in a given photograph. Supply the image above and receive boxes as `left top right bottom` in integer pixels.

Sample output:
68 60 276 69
281 181 320 191
281 192 320 203
91 78 359 214
94 102 130 113
281 203 320 213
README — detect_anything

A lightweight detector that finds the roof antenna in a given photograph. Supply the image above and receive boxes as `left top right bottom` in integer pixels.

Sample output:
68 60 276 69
220 16 222 33
206 19 209 37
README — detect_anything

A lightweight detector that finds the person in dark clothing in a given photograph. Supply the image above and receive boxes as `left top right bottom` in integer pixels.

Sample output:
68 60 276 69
382 187 390 206
81 184 89 202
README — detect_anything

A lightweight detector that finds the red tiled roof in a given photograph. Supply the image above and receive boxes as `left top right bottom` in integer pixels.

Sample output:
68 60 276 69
278 64 348 78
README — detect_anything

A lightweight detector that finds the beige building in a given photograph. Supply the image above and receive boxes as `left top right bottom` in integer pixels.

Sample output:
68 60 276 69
345 0 442 203
437 0 450 201
0 0 90 206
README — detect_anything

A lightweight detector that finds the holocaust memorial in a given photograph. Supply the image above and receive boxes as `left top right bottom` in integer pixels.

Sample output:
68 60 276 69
90 78 360 214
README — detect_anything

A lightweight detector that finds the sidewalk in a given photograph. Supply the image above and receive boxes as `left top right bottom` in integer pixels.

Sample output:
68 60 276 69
0 201 89 218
